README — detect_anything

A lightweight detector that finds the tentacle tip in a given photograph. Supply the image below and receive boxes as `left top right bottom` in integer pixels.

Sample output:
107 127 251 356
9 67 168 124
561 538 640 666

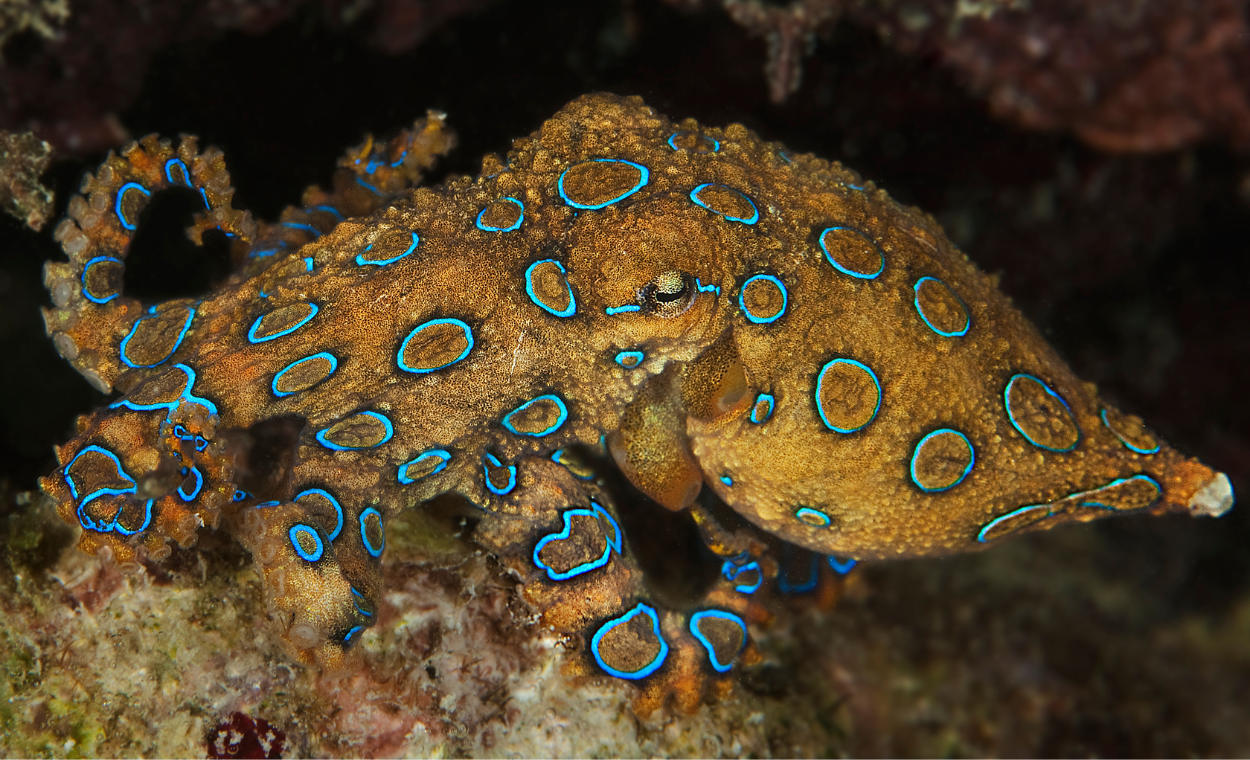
1189 472 1234 518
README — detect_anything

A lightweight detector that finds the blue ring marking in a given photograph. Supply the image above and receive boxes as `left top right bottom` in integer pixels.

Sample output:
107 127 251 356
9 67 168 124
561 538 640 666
819 226 885 280
475 197 524 232
232 489 252 502
719 474 733 487
114 182 151 230
255 500 281 509
738 274 788 324
173 424 189 439
614 350 644 368
502 394 569 437
109 363 217 416
280 222 321 238
294 487 344 541
1003 373 1080 453
1100 409 1161 455
976 504 1051 544
483 453 518 496
398 449 452 484
720 560 762 594
351 587 374 618
795 506 831 528
312 205 344 221
666 132 720 152
80 256 124 304
194 435 208 451
247 303 319 344
913 276 970 337
119 306 196 369
689 610 747 673
1074 474 1163 510
605 304 641 316
343 626 367 646
909 428 975 493
397 318 474 374
303 257 314 272
359 507 385 558
163 158 192 186
64 445 137 508
695 278 721 296
525 259 577 317
355 176 381 195
590 603 669 680
550 449 595 480
750 393 775 424
288 524 325 562
198 187 211 210
357 231 420 266
532 502 623 581
689 183 760 224
177 466 203 502
250 248 280 260
778 551 819 594
315 410 394 451
815 358 882 433
557 159 650 210
271 352 338 397
110 499 154 536
828 556 858 575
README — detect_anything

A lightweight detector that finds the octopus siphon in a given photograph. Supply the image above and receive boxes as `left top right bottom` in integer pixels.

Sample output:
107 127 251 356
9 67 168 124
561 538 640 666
39 93 1235 711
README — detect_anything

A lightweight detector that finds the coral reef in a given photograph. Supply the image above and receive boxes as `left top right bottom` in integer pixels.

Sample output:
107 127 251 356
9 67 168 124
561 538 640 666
0 131 54 231
672 0 1250 151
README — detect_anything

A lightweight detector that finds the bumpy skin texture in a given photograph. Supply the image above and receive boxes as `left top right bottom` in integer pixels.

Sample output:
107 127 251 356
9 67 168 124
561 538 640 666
39 94 1233 704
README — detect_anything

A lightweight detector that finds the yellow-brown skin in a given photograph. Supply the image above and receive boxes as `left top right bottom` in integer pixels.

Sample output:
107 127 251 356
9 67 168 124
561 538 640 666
38 94 1231 703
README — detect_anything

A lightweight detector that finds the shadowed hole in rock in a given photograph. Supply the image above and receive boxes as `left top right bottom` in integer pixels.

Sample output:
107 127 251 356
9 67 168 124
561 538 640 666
225 415 305 499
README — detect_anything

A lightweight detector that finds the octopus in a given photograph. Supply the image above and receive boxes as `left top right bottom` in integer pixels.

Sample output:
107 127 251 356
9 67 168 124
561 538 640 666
39 93 1235 711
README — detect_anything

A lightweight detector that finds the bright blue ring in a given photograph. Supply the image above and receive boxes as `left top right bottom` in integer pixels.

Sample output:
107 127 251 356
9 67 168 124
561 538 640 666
738 274 788 324
164 158 192 186
976 504 1050 544
909 428 975 493
351 587 374 618
1075 474 1163 511
590 603 669 680
913 276 970 337
532 503 622 581
558 159 650 210
64 445 137 507
312 205 344 221
271 352 338 397
294 487 344 541
502 394 569 437
80 256 123 304
177 466 203 502
355 176 381 195
666 132 720 152
483 453 517 496
108 363 217 415
1100 409 1161 455
750 393 775 424
280 222 321 238
827 556 858 575
315 411 394 451
525 259 577 317
605 304 640 316
120 306 196 368
815 358 882 433
397 318 474 373
110 499 154 536
356 231 419 266
695 278 721 295
255 500 281 509
475 197 524 231
795 506 831 527
721 560 762 594
232 489 251 502
689 610 746 673
614 350 644 368
819 226 884 280
247 303 319 344
719 475 733 487
398 449 451 484
359 507 385 558
689 183 760 224
1004 374 1080 453
343 625 366 646
114 182 151 230
288 524 325 562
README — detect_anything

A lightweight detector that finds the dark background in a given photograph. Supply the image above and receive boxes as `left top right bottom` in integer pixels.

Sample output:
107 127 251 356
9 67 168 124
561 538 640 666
1 1 1247 754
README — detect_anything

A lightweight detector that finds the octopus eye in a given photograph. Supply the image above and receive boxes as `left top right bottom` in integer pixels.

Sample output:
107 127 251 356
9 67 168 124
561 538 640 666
642 270 696 317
